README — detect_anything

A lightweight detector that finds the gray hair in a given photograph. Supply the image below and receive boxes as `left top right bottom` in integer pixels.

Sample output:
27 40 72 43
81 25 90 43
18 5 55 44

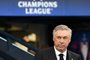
53 24 72 38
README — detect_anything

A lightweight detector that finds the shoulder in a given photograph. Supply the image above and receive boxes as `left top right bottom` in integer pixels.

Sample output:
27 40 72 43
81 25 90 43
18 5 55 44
68 50 81 60
34 47 54 60
68 50 80 56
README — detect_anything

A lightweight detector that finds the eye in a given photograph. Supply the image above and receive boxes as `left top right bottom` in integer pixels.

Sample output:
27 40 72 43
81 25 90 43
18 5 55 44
57 36 61 39
63 36 68 39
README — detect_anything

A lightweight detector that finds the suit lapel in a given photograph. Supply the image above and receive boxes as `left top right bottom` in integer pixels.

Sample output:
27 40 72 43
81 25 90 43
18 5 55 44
49 47 57 60
67 50 73 60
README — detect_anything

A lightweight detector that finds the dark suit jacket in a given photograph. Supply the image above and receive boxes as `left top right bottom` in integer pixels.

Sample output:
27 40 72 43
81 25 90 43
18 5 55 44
34 47 81 60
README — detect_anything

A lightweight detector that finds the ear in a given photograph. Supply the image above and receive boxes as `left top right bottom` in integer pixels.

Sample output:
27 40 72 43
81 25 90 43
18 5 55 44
68 39 71 43
53 37 54 41
53 37 55 42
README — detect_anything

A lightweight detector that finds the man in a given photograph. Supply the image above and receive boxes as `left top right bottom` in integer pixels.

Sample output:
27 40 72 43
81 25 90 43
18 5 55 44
34 24 81 60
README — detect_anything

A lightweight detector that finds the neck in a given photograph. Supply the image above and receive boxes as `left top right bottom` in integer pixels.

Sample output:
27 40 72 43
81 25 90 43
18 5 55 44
54 46 67 53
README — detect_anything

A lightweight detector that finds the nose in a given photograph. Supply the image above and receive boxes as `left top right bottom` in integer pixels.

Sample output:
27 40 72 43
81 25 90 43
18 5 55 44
59 38 64 43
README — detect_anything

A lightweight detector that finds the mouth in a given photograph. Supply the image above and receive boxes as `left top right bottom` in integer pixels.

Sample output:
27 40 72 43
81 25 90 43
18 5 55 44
59 45 65 48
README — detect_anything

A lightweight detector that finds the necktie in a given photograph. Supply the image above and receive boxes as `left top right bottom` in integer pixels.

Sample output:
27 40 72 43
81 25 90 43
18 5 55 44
59 54 64 60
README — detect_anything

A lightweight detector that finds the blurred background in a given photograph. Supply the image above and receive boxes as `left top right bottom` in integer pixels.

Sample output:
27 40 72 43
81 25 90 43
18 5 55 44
0 16 90 60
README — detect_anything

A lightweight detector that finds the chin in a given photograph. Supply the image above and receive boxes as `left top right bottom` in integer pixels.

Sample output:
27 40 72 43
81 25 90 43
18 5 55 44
58 48 64 52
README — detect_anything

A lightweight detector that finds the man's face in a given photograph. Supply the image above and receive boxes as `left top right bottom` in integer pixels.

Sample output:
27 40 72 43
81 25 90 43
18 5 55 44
53 30 71 52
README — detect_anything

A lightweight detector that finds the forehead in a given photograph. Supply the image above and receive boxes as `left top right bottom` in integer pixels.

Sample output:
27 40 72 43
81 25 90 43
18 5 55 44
54 30 70 36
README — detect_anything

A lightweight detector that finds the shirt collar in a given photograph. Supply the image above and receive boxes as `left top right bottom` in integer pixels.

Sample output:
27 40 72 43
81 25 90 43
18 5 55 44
54 46 67 58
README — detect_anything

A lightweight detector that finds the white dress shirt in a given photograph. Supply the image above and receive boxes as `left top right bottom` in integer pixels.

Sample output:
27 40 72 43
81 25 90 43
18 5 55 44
54 46 67 60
